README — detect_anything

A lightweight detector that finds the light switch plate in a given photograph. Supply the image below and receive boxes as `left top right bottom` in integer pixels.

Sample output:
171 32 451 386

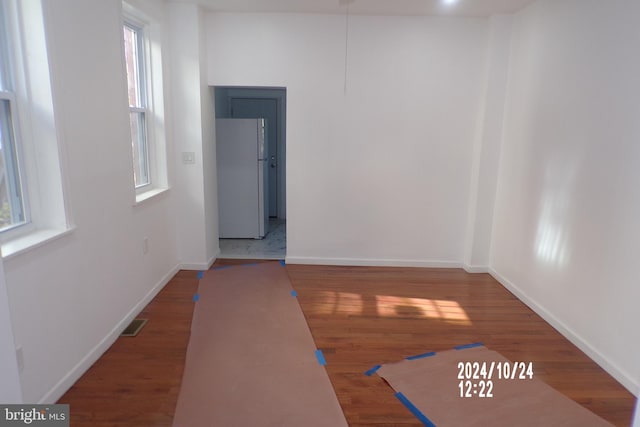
182 152 195 164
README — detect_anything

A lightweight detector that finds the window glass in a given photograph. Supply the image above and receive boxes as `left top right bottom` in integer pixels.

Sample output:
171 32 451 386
129 111 148 186
123 22 149 188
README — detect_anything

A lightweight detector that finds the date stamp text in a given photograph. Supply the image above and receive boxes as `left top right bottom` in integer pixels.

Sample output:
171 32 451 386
457 361 534 398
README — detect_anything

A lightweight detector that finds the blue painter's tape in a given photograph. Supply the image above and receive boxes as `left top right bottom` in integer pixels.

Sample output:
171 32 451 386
279 260 286 266
364 365 381 376
454 342 483 351
197 271 204 279
212 265 232 271
315 349 327 366
291 290 298 297
395 392 436 427
406 351 437 361
193 294 200 302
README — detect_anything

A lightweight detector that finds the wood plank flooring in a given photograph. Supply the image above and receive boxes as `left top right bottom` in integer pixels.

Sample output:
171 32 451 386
58 261 636 426
58 269 199 426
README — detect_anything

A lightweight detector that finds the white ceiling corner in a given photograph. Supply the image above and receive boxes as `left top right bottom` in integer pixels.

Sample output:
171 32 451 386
171 0 538 17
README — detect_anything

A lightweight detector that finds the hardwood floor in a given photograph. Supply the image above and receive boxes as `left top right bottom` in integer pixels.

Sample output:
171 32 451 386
58 261 636 426
58 269 199 426
286 264 636 426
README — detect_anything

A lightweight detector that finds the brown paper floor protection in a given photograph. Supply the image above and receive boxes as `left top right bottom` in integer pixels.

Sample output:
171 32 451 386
172 262 348 427
376 345 614 426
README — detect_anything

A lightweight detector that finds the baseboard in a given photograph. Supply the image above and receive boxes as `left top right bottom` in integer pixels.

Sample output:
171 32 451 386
217 254 283 260
285 256 462 269
39 263 181 404
489 268 639 396
180 251 218 271
463 264 489 273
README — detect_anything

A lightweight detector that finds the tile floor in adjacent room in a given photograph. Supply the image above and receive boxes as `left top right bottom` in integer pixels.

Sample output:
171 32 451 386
218 219 286 259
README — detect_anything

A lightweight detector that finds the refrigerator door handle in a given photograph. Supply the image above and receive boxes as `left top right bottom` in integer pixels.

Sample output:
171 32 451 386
257 119 266 160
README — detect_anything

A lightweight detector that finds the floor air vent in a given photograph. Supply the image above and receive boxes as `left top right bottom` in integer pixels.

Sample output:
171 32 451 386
121 319 148 337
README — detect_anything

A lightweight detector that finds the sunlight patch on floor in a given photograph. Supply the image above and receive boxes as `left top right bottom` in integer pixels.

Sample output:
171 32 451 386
312 291 471 325
315 291 363 315
376 295 471 325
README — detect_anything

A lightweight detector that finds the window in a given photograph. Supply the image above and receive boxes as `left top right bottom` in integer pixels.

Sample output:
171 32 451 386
122 2 169 203
0 3 27 232
0 0 71 258
123 21 150 188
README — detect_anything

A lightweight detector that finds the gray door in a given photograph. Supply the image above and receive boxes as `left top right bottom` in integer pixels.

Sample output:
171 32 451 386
230 98 279 218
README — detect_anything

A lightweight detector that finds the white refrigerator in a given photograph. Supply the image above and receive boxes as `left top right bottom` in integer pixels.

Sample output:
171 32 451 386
216 118 269 239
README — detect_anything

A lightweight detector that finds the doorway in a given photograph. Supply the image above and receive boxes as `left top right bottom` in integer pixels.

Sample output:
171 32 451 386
215 87 287 259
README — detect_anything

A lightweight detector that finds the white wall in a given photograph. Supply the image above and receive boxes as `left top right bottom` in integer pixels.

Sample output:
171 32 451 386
207 13 489 266
490 0 640 393
0 258 22 403
4 0 179 403
168 2 219 269
199 10 219 265
463 15 512 272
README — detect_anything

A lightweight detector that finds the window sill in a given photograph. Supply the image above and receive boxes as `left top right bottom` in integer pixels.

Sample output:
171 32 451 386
134 187 170 206
1 226 75 260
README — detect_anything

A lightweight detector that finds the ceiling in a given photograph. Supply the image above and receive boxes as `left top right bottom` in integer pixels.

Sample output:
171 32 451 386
170 0 539 17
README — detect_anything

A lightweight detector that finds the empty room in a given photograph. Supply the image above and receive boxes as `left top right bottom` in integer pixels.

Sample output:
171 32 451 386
0 0 638 426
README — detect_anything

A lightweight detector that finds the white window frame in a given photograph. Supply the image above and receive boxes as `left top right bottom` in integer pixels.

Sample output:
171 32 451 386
123 19 151 190
0 0 73 258
122 2 169 203
0 2 30 235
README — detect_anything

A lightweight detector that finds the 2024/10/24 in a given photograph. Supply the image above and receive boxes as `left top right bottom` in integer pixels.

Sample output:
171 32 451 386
457 361 534 398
